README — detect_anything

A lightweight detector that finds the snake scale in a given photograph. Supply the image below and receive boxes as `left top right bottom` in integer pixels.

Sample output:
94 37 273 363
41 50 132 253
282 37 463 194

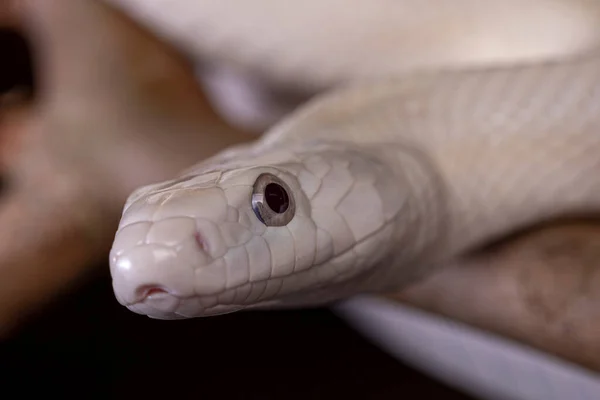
105 0 600 317
101 1 600 398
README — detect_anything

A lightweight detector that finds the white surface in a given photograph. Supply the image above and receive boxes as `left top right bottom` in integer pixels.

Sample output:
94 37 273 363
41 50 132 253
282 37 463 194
336 296 600 400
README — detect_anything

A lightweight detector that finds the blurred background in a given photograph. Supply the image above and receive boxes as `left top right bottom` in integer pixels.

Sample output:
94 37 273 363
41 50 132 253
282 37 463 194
1 1 600 398
1 262 474 399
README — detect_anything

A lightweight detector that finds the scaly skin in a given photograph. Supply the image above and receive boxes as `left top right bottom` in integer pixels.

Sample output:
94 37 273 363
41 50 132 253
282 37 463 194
105 1 600 390
110 49 600 318
110 141 442 317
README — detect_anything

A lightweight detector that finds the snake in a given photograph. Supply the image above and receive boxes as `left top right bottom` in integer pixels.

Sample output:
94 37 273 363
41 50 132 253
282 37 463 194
103 0 600 397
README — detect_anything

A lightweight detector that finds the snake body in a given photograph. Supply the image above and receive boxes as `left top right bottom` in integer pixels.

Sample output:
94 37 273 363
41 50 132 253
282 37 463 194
104 0 600 397
107 0 600 317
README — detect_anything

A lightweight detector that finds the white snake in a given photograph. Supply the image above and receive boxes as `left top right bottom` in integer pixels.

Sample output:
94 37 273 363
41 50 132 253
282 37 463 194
104 0 600 397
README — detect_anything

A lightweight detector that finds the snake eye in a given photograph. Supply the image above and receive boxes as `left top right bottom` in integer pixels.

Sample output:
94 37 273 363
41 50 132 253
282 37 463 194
252 173 295 226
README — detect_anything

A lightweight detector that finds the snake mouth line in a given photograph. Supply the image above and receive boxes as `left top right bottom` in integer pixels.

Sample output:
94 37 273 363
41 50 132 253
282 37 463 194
125 287 212 307
127 297 249 318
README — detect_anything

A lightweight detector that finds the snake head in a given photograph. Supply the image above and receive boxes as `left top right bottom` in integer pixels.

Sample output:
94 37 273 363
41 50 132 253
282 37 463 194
109 144 407 319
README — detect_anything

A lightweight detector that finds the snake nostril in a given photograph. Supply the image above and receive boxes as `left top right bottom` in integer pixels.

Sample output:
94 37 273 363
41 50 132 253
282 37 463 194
194 231 208 252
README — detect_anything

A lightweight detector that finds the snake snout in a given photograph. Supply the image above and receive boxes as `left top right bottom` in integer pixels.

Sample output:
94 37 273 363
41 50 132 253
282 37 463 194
110 240 197 309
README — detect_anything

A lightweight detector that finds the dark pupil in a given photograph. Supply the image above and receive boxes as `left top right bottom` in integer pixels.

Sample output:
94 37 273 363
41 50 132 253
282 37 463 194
264 183 289 214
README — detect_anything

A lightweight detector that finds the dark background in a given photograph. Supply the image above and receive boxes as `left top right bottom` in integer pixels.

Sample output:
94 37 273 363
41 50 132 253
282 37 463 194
1 266 474 399
0 28 473 399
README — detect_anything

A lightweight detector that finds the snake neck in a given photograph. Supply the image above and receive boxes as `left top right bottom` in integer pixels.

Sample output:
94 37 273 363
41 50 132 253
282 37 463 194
244 140 453 307
346 142 451 294
258 50 600 294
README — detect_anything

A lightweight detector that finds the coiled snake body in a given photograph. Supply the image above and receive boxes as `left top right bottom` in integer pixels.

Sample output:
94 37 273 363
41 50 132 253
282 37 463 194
104 1 600 397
